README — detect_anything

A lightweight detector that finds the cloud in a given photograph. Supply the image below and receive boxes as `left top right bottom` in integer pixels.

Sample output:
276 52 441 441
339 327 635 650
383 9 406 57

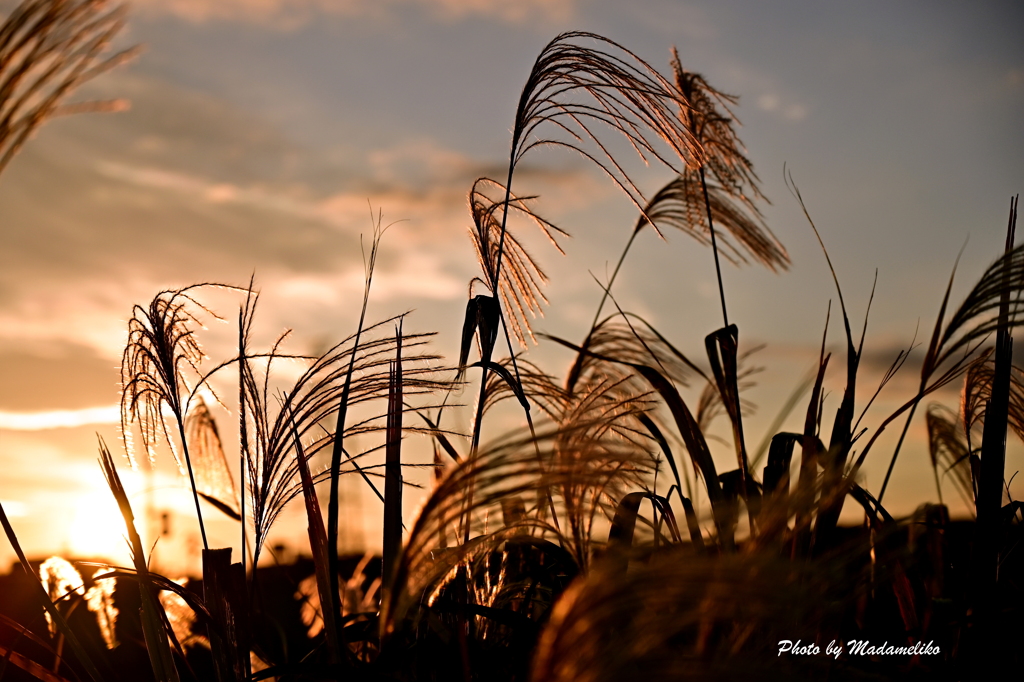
130 0 576 28
0 406 120 431
756 92 808 121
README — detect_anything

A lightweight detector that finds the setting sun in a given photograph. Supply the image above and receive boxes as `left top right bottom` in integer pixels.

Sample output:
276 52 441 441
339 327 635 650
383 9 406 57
67 481 142 563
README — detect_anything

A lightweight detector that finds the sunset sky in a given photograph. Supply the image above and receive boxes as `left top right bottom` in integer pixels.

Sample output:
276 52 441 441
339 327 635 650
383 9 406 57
1 0 1022 575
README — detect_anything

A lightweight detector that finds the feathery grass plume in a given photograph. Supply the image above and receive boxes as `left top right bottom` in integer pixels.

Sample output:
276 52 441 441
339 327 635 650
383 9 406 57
235 311 444 570
84 568 118 650
582 49 785 364
0 0 139 176
484 341 659 557
544 332 731 544
467 177 568 349
500 31 696 230
295 553 380 640
158 578 206 650
381 417 652 635
553 377 657 568
629 164 786 268
479 354 567 423
38 557 83 637
121 284 232 549
468 30 699 453
551 312 706 522
672 49 785 328
961 354 1024 448
184 394 240 519
562 314 703 397
926 404 976 512
531 551 856 682
32 557 83 675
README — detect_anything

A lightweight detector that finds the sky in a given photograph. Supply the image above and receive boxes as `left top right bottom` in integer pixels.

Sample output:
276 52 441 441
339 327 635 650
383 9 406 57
0 0 1022 575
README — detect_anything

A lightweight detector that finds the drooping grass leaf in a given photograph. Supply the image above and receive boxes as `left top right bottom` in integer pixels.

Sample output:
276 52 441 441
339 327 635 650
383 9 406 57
607 492 680 573
544 334 729 543
705 326 752 506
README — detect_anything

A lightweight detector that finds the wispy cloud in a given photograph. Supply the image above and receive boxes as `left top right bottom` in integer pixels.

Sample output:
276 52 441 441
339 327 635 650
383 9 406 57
0 406 120 431
131 0 576 28
756 92 808 122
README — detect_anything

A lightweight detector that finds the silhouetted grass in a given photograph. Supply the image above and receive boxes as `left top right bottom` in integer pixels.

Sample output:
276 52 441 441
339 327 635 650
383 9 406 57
1 7 1022 681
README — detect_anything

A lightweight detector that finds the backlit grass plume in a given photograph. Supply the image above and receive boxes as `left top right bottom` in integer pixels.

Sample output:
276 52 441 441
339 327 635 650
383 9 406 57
586 48 787 338
467 177 567 348
0 0 138 175
382 416 653 635
236 308 445 570
481 31 699 329
670 48 787 326
463 30 701 455
531 552 854 682
501 31 697 221
121 284 228 549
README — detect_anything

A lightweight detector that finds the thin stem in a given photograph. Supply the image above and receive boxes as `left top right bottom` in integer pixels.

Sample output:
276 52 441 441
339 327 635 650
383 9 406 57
469 150 518 458
239 308 248 579
588 229 641 340
328 224 380 634
699 164 729 328
877 399 919 505
176 417 208 550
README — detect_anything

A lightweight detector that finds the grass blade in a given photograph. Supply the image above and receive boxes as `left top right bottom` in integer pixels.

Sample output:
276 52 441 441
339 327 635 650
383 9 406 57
98 438 179 682
292 418 341 664
382 322 404 601
972 195 1017 639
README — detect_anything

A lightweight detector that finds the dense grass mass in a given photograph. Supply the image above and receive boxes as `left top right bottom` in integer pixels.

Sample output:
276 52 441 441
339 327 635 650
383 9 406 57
1 3 1022 681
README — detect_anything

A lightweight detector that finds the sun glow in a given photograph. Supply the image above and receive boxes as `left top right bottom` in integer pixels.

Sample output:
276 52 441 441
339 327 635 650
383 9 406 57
67 484 142 563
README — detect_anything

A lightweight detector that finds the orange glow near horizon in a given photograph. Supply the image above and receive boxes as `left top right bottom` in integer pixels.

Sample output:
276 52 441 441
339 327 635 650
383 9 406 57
67 488 138 564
